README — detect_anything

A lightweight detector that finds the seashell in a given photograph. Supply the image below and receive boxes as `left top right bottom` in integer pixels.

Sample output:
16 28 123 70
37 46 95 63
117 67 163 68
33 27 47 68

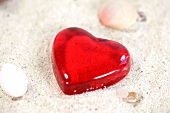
99 0 138 30
123 92 143 105
0 64 28 97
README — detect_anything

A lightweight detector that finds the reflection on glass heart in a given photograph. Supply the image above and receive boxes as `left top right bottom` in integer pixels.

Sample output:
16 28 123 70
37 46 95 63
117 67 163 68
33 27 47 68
52 27 130 95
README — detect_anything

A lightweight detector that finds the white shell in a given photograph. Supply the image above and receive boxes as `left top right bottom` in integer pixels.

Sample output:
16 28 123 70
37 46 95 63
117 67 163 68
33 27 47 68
99 0 138 30
0 64 28 97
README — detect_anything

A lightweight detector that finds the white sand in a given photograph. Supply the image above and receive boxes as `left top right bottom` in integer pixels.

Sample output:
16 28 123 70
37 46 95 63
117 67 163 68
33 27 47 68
0 0 169 113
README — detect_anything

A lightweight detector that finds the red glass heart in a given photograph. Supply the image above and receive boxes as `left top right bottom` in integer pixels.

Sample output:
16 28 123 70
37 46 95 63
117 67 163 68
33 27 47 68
52 27 130 95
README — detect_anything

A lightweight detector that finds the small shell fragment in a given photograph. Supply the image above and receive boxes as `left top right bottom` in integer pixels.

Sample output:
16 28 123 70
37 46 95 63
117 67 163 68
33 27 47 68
123 92 141 104
137 11 147 22
99 0 138 30
116 87 142 105
0 64 28 97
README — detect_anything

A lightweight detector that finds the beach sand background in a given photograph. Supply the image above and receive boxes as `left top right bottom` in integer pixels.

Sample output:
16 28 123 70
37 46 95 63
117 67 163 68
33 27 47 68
0 0 169 113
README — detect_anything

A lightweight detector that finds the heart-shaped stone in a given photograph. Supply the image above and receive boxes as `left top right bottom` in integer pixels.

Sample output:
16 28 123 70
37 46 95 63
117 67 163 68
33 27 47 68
52 27 130 95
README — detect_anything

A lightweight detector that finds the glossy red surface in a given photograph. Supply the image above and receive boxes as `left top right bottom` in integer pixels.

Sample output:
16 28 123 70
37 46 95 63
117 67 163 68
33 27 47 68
52 27 130 95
